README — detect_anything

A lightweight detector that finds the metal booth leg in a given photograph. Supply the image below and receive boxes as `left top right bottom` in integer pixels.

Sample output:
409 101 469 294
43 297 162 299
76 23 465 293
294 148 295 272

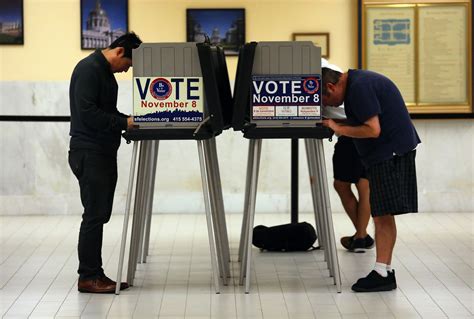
239 139 261 286
141 140 159 263
241 139 262 293
115 141 139 295
197 140 221 294
238 140 255 263
127 141 150 284
203 139 228 285
137 141 153 264
306 139 332 266
304 139 325 250
312 140 335 275
204 138 230 284
239 140 256 284
313 139 342 292
208 138 231 268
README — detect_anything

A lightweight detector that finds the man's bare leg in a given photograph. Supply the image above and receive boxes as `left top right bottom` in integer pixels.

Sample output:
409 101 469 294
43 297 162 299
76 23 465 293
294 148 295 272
354 178 370 239
373 215 397 264
334 179 368 238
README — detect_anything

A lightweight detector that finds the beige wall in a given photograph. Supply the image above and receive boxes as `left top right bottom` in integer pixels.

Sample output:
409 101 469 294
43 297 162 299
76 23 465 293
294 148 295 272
0 0 358 81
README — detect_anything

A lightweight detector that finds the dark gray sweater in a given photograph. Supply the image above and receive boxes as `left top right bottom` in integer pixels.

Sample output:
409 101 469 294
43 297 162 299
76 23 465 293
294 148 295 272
69 50 128 154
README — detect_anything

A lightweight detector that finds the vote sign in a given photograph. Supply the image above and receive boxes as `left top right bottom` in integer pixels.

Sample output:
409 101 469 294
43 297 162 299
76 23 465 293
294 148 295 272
251 75 321 121
133 77 204 123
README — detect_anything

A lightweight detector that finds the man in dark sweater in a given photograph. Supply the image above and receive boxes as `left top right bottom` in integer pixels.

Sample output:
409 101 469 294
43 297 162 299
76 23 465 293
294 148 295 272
322 68 421 292
68 32 142 293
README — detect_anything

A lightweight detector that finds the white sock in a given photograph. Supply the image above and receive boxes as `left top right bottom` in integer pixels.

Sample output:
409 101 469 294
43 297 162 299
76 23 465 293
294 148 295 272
374 262 388 277
386 264 392 272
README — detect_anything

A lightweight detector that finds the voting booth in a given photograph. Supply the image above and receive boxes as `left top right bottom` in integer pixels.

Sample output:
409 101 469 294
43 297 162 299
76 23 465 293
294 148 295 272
232 41 342 293
115 43 232 294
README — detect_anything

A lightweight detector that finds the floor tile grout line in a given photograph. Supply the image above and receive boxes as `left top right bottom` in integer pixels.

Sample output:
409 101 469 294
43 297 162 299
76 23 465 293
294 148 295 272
394 220 454 317
31 221 79 317
2 216 66 316
132 213 168 317
292 253 322 318
396 216 472 315
0 216 28 246
430 213 472 250
0 212 472 319
0 216 50 268
184 214 198 318
428 213 473 265
52 247 82 318
412 213 473 287
156 213 182 317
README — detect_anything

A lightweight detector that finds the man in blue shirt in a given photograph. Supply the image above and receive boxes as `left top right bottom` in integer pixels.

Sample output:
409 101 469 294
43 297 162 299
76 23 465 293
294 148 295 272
322 68 421 292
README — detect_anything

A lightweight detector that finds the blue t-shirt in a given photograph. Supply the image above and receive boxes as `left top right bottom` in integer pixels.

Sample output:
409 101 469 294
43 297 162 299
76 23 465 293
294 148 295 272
344 69 421 167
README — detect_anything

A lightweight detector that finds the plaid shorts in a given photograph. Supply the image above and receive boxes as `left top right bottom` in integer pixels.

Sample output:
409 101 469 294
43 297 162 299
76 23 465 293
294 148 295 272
367 150 418 217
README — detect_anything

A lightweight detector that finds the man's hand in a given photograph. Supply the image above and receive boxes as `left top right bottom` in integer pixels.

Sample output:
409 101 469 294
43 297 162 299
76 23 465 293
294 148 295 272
323 115 381 138
322 118 340 135
127 116 135 130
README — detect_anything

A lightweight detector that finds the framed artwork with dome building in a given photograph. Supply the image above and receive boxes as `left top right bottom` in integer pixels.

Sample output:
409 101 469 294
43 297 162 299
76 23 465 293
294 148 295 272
186 8 245 56
81 0 128 50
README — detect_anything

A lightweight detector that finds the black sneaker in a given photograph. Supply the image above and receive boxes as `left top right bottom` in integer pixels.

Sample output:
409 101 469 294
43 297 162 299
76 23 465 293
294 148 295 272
388 270 397 288
351 270 397 292
340 234 375 252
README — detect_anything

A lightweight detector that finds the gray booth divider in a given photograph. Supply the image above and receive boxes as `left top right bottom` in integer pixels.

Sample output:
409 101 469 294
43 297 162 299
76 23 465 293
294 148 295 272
115 42 232 294
116 40 341 296
232 41 342 293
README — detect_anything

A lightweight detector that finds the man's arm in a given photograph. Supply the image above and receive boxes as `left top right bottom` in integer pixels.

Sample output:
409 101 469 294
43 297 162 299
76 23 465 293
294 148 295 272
74 68 128 132
322 115 381 138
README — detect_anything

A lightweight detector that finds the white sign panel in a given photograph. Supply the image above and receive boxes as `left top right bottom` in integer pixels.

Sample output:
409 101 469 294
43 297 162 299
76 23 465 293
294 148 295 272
133 77 204 123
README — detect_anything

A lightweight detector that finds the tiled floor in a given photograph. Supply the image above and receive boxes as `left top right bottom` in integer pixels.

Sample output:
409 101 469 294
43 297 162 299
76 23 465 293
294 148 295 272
0 212 472 318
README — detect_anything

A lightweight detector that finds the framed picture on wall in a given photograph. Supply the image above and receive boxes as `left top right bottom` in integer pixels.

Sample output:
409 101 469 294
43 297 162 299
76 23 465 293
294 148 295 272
0 0 24 45
360 0 472 116
80 0 128 50
292 33 330 58
186 8 245 56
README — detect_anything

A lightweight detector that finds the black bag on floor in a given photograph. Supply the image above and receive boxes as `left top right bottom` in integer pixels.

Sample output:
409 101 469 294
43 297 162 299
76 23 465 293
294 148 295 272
252 222 318 252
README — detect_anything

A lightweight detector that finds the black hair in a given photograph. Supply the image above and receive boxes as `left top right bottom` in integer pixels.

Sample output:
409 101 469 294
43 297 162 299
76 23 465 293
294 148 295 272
322 67 342 96
109 32 142 59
